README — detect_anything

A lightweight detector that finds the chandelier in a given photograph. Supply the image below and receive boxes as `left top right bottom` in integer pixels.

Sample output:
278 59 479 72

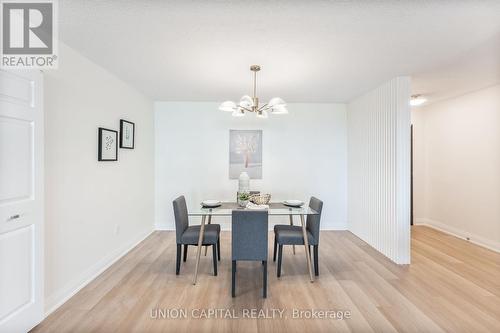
219 65 288 118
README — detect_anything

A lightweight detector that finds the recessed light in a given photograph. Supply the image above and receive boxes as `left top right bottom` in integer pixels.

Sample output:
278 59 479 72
410 94 427 106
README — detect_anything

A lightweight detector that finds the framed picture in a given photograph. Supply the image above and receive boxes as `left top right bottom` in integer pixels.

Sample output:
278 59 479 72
120 119 135 149
229 129 262 179
98 127 118 161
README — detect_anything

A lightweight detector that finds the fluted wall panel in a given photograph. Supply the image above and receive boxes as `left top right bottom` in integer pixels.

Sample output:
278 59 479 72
347 77 411 264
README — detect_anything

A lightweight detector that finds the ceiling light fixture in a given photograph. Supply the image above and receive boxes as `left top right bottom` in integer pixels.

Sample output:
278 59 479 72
410 94 427 106
219 65 288 117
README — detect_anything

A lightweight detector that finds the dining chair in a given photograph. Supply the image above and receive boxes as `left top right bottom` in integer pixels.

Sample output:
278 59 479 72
273 197 323 277
231 210 269 298
173 196 221 276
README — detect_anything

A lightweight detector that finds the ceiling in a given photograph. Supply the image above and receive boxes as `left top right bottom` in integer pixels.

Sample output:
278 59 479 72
59 0 500 104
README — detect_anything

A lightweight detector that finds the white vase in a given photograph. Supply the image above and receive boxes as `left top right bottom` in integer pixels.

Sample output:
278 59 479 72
238 172 250 194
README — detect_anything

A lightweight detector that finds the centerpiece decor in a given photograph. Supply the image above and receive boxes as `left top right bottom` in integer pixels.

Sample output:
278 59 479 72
238 192 251 207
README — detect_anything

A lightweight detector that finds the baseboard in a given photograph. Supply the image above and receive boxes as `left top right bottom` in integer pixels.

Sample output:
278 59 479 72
321 223 347 230
155 222 347 231
415 218 500 253
44 228 154 317
155 222 173 230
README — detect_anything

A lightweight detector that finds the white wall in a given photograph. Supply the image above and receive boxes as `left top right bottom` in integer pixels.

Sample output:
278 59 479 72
155 102 347 230
412 84 500 252
44 43 155 313
347 77 411 264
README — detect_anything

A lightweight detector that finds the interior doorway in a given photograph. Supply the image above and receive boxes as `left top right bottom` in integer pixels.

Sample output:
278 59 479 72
410 124 414 226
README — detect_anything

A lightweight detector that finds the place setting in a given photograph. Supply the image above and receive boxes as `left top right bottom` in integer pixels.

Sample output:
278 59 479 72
283 199 304 208
200 200 221 208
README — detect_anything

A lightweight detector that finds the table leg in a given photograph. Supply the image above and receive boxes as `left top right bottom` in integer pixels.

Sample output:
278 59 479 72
204 215 212 256
193 215 207 285
299 214 314 282
289 215 296 255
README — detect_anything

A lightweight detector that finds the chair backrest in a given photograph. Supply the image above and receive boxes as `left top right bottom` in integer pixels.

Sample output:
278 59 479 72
173 196 189 244
306 197 323 244
232 210 268 261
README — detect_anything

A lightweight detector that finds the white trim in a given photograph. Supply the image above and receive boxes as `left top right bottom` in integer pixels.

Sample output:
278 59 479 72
415 218 500 253
44 228 154 317
155 222 172 230
318 223 348 231
154 222 348 231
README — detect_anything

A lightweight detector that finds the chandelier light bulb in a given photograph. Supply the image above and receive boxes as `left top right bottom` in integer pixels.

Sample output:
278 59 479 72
232 108 245 117
239 95 254 109
219 100 237 112
268 97 286 108
256 110 269 119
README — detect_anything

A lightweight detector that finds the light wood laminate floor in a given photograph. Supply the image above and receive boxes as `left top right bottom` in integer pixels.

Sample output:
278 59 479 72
32 226 500 332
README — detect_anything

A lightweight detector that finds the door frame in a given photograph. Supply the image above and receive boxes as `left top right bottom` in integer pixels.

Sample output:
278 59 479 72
410 124 414 226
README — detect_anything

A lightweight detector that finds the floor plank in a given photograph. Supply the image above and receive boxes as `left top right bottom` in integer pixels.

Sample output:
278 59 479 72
31 226 500 332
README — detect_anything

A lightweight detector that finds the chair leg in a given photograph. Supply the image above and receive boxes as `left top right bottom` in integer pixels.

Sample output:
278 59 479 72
217 239 221 261
232 260 236 297
277 244 283 277
212 244 218 276
273 238 277 262
314 245 319 276
263 260 267 298
176 244 181 275
183 244 188 262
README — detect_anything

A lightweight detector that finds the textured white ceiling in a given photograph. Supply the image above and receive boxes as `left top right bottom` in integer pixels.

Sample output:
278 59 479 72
59 0 500 103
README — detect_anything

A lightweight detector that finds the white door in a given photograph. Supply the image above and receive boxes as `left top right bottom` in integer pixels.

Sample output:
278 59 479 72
0 70 44 333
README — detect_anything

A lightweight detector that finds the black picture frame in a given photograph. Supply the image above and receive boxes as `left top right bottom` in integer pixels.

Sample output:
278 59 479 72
120 119 135 149
98 127 118 161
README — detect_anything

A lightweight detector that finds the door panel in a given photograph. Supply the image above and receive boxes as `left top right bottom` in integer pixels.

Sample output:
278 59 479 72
0 70 43 333
0 225 33 319
0 71 33 107
0 117 33 202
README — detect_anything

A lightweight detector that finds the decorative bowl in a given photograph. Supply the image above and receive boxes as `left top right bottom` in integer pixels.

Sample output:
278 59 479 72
250 193 271 205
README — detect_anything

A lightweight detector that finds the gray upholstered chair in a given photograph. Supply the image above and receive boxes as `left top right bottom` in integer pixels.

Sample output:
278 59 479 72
173 196 220 275
231 210 269 298
273 197 323 277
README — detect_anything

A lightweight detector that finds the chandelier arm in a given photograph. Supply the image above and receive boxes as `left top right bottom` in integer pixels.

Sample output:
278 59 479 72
258 103 269 111
239 106 253 112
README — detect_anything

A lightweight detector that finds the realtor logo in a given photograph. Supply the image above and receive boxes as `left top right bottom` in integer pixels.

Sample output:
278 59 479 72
1 0 58 68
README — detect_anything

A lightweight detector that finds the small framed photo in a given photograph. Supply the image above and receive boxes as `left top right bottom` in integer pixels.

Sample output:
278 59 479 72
120 119 135 149
98 127 118 161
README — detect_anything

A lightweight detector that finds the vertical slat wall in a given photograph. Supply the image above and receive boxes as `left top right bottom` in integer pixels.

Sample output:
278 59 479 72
347 77 411 264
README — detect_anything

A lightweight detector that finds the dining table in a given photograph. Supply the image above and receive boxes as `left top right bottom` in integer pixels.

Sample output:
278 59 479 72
188 202 319 285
